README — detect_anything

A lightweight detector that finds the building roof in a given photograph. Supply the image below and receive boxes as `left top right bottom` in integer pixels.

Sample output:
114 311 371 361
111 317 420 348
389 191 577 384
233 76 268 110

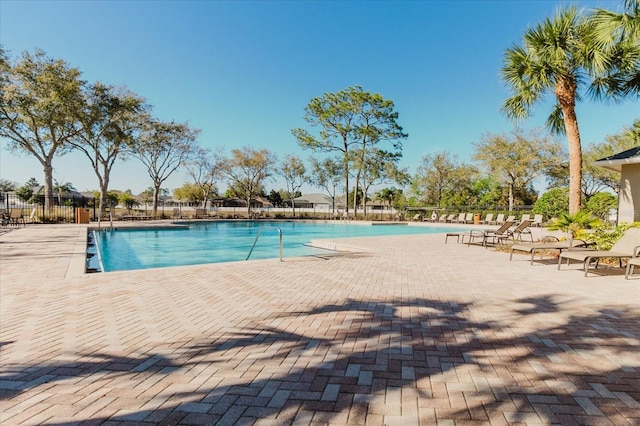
293 193 333 205
593 146 640 172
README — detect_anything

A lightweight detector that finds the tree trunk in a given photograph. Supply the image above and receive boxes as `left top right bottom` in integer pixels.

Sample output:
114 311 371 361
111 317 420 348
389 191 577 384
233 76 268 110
564 113 582 214
43 164 54 211
555 77 582 214
508 182 514 212
353 177 360 219
99 175 109 219
153 184 160 216
343 166 349 217
362 186 368 217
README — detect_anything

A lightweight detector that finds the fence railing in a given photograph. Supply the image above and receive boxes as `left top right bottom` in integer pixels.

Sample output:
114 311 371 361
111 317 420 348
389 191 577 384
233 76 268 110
2 194 95 223
0 193 554 224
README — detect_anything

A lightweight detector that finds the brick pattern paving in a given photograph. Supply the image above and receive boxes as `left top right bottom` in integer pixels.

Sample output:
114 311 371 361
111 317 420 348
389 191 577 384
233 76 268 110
1 224 639 425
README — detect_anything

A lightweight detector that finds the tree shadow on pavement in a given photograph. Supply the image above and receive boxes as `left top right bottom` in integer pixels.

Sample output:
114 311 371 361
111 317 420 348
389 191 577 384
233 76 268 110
1 296 638 425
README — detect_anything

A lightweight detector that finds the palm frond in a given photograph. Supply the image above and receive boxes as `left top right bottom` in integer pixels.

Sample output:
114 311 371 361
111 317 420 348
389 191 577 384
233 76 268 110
545 104 566 135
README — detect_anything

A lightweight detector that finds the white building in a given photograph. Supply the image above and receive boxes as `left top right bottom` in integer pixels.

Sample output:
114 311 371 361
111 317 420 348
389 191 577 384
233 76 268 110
593 146 640 224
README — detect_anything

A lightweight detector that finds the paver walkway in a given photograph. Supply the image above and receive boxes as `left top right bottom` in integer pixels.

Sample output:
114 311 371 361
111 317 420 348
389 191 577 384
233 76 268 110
0 223 639 425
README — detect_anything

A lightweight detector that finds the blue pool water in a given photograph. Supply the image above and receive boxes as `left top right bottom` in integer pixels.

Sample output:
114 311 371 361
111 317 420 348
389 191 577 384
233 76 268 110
93 221 463 272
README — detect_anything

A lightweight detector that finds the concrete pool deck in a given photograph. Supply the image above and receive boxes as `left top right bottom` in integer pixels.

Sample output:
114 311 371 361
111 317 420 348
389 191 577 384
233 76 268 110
0 222 639 425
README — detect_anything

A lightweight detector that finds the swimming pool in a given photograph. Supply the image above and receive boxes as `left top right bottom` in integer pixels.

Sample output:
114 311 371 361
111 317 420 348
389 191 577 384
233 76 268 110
92 221 464 272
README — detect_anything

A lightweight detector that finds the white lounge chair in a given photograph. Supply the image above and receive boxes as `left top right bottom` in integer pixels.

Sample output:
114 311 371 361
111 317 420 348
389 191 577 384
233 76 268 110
531 214 544 227
490 213 505 225
625 246 640 279
480 213 493 224
558 228 640 277
510 236 591 265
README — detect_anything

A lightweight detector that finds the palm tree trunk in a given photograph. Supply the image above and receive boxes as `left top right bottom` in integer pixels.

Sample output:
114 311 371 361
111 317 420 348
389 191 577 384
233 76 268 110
564 113 582 214
555 77 582 214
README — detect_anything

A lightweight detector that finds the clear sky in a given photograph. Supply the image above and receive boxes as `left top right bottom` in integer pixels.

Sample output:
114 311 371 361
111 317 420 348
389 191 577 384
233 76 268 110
0 0 637 195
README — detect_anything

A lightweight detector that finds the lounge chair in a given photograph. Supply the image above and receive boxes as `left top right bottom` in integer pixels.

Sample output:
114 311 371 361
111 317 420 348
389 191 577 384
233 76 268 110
510 236 591 265
24 207 39 224
463 213 474 224
558 227 640 277
437 214 448 223
531 214 544 227
452 213 465 223
505 215 516 223
445 214 456 223
519 214 531 224
8 208 24 226
445 232 467 244
468 221 515 247
625 246 640 279
509 220 534 241
490 213 505 225
412 213 422 221
480 213 493 224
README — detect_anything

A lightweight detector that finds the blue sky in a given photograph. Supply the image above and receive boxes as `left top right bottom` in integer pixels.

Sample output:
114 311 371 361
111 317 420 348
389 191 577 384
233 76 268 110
0 0 637 195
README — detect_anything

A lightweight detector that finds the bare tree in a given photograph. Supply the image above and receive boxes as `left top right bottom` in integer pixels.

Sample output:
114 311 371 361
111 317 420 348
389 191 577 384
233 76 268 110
187 146 224 208
221 147 277 218
130 120 200 216
279 155 307 217
308 156 342 216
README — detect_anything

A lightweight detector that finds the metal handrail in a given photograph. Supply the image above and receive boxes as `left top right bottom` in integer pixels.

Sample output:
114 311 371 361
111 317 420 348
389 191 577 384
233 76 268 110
246 226 283 261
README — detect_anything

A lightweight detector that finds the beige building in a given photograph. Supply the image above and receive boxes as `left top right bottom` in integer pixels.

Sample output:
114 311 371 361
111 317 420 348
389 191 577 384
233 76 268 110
593 146 640 224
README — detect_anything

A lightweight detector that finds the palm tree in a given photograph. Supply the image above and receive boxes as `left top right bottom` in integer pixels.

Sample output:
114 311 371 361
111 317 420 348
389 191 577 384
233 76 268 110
376 187 397 211
502 7 613 215
590 0 640 96
53 180 75 206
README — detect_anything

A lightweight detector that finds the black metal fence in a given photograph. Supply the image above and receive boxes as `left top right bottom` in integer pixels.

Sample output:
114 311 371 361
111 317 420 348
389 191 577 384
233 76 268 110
2 193 96 223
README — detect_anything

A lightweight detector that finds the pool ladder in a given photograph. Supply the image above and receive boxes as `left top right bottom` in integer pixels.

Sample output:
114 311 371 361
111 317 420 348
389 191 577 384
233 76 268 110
246 226 283 261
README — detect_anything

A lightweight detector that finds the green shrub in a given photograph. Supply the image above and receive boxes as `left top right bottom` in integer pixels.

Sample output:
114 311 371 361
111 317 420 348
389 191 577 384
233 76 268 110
533 188 569 220
587 222 640 250
585 192 617 222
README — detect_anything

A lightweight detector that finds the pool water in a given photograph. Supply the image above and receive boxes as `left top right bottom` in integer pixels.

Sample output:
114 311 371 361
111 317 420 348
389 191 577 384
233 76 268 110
93 221 463 272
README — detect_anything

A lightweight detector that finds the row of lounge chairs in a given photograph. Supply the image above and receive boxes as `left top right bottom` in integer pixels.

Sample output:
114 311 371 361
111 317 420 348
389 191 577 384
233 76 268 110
469 220 534 246
445 220 534 245
429 212 544 227
453 223 640 279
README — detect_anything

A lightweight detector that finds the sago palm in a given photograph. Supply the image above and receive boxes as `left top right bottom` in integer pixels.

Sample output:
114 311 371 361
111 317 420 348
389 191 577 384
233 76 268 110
548 210 601 246
502 7 605 215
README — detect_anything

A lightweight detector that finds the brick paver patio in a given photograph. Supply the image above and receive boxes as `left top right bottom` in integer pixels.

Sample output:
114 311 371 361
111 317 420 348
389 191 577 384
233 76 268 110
1 223 639 425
